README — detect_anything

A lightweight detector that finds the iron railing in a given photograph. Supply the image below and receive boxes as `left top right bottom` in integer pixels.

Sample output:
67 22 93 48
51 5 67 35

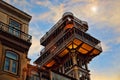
0 21 32 42
37 27 102 65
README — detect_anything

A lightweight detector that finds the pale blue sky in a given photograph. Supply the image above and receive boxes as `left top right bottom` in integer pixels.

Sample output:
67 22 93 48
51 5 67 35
4 0 120 80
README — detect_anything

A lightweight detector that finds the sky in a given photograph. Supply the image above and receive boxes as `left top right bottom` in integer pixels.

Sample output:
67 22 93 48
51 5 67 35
3 0 120 80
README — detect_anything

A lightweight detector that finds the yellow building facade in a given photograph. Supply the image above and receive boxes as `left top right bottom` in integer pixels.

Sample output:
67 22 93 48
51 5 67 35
0 1 32 80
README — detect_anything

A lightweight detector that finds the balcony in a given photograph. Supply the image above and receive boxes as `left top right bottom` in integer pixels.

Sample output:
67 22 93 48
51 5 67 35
35 27 102 66
40 18 65 45
0 21 32 43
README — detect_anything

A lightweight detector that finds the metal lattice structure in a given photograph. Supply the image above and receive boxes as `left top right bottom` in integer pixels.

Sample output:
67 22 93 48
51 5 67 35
34 12 102 80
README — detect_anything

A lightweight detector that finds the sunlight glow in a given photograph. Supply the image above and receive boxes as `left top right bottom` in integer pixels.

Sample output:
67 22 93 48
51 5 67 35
91 6 97 13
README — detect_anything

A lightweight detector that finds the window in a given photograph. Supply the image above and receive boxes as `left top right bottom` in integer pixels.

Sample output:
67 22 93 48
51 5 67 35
4 51 18 74
82 63 86 69
31 75 39 80
30 70 40 80
64 58 73 72
9 19 21 37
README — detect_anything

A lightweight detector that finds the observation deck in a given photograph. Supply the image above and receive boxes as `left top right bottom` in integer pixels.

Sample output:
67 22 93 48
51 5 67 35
35 28 102 68
34 12 102 70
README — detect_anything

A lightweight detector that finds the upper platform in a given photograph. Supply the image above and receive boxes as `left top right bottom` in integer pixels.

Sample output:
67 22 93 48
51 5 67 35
35 27 102 67
40 12 88 46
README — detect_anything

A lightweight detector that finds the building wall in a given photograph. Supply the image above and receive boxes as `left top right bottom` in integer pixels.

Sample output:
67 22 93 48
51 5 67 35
0 10 29 34
0 41 3 71
0 1 31 80
0 43 28 80
0 11 7 23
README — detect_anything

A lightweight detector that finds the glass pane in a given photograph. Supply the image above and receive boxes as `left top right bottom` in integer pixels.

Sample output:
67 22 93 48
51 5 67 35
30 75 34 80
82 64 86 69
10 19 20 29
4 58 10 71
36 76 39 80
9 19 20 36
15 30 20 37
9 25 14 34
12 61 17 73
6 51 18 60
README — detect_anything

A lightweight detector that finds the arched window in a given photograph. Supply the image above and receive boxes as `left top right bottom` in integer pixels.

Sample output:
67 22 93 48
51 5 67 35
4 51 18 74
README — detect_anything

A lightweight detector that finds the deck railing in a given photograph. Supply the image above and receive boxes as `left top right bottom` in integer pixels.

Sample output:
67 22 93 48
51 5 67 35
0 21 32 42
36 27 102 65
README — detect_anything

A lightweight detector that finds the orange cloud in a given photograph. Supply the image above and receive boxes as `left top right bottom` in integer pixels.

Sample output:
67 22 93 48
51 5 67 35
91 71 120 80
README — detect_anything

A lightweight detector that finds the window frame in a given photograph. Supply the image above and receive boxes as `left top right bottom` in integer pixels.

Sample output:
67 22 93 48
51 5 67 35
31 74 40 80
4 50 19 75
9 18 21 37
30 71 40 80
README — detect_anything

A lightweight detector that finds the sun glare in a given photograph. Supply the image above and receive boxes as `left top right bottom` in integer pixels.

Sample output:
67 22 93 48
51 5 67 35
91 6 97 13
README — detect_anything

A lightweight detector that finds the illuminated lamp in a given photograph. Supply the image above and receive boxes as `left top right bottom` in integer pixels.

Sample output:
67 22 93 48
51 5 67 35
64 24 74 30
46 60 55 67
58 49 69 57
78 48 88 54
81 43 93 51
64 17 74 30
90 49 100 55
67 43 78 49
73 39 82 46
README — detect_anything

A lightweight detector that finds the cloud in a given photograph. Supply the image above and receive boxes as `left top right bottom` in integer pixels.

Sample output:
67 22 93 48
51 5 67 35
31 0 64 23
4 0 32 13
36 0 52 7
101 42 110 52
5 0 120 32
91 56 120 79
116 37 120 44
91 72 120 80
28 23 44 56
4 0 30 7
31 0 120 34
28 36 40 55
